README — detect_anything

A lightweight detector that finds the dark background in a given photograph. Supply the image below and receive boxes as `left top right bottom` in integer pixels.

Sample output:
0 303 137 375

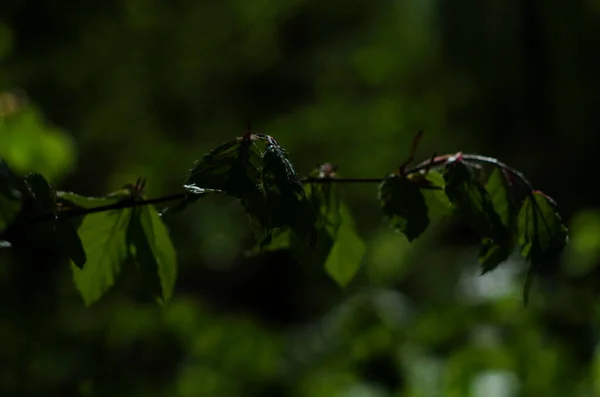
1 1 600 396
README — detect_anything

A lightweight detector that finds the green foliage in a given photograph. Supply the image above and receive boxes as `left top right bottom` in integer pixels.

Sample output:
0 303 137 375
25 174 86 268
517 191 568 303
128 205 177 303
379 175 429 241
444 158 512 274
59 192 177 305
0 134 568 305
65 195 131 305
324 204 365 286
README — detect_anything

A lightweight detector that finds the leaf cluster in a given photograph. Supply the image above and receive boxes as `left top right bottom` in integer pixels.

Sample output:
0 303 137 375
0 131 568 306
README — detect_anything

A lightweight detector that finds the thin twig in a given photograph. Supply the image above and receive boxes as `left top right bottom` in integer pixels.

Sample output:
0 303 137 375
33 152 536 221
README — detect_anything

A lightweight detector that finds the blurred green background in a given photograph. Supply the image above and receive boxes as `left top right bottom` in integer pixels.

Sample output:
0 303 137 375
2 1 600 396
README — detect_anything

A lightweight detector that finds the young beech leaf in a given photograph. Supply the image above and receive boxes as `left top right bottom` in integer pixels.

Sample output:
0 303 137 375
70 198 130 306
0 159 22 233
410 170 452 221
186 137 262 198
324 205 365 287
517 191 568 304
262 138 317 247
127 205 177 303
477 168 517 274
379 175 429 241
485 168 515 230
444 161 506 236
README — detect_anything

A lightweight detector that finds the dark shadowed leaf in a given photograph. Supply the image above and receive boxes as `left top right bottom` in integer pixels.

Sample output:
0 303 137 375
444 161 513 277
379 175 429 241
55 217 86 269
444 160 507 242
479 238 512 275
25 174 87 268
186 137 262 198
24 173 56 213
71 202 131 306
185 136 270 241
324 205 365 286
128 205 177 303
262 138 317 247
0 159 23 233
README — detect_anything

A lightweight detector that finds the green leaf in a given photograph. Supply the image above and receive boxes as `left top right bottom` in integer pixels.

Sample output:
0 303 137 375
477 168 517 273
517 191 568 304
444 160 507 241
71 202 131 306
324 206 365 286
411 170 452 221
185 136 269 240
379 175 429 241
128 205 177 303
55 218 87 269
24 174 87 268
57 192 122 209
478 238 512 275
262 138 317 247
186 137 262 198
0 159 22 233
485 168 514 230
517 191 568 261
24 173 56 213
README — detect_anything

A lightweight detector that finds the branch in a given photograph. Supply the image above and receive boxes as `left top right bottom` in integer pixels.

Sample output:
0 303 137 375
33 152 535 221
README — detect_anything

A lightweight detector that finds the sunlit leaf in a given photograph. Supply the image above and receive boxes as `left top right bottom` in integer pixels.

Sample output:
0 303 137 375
262 137 317 247
324 206 365 286
71 202 131 306
128 205 177 303
0 159 22 233
517 191 568 304
0 240 11 248
379 175 428 241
